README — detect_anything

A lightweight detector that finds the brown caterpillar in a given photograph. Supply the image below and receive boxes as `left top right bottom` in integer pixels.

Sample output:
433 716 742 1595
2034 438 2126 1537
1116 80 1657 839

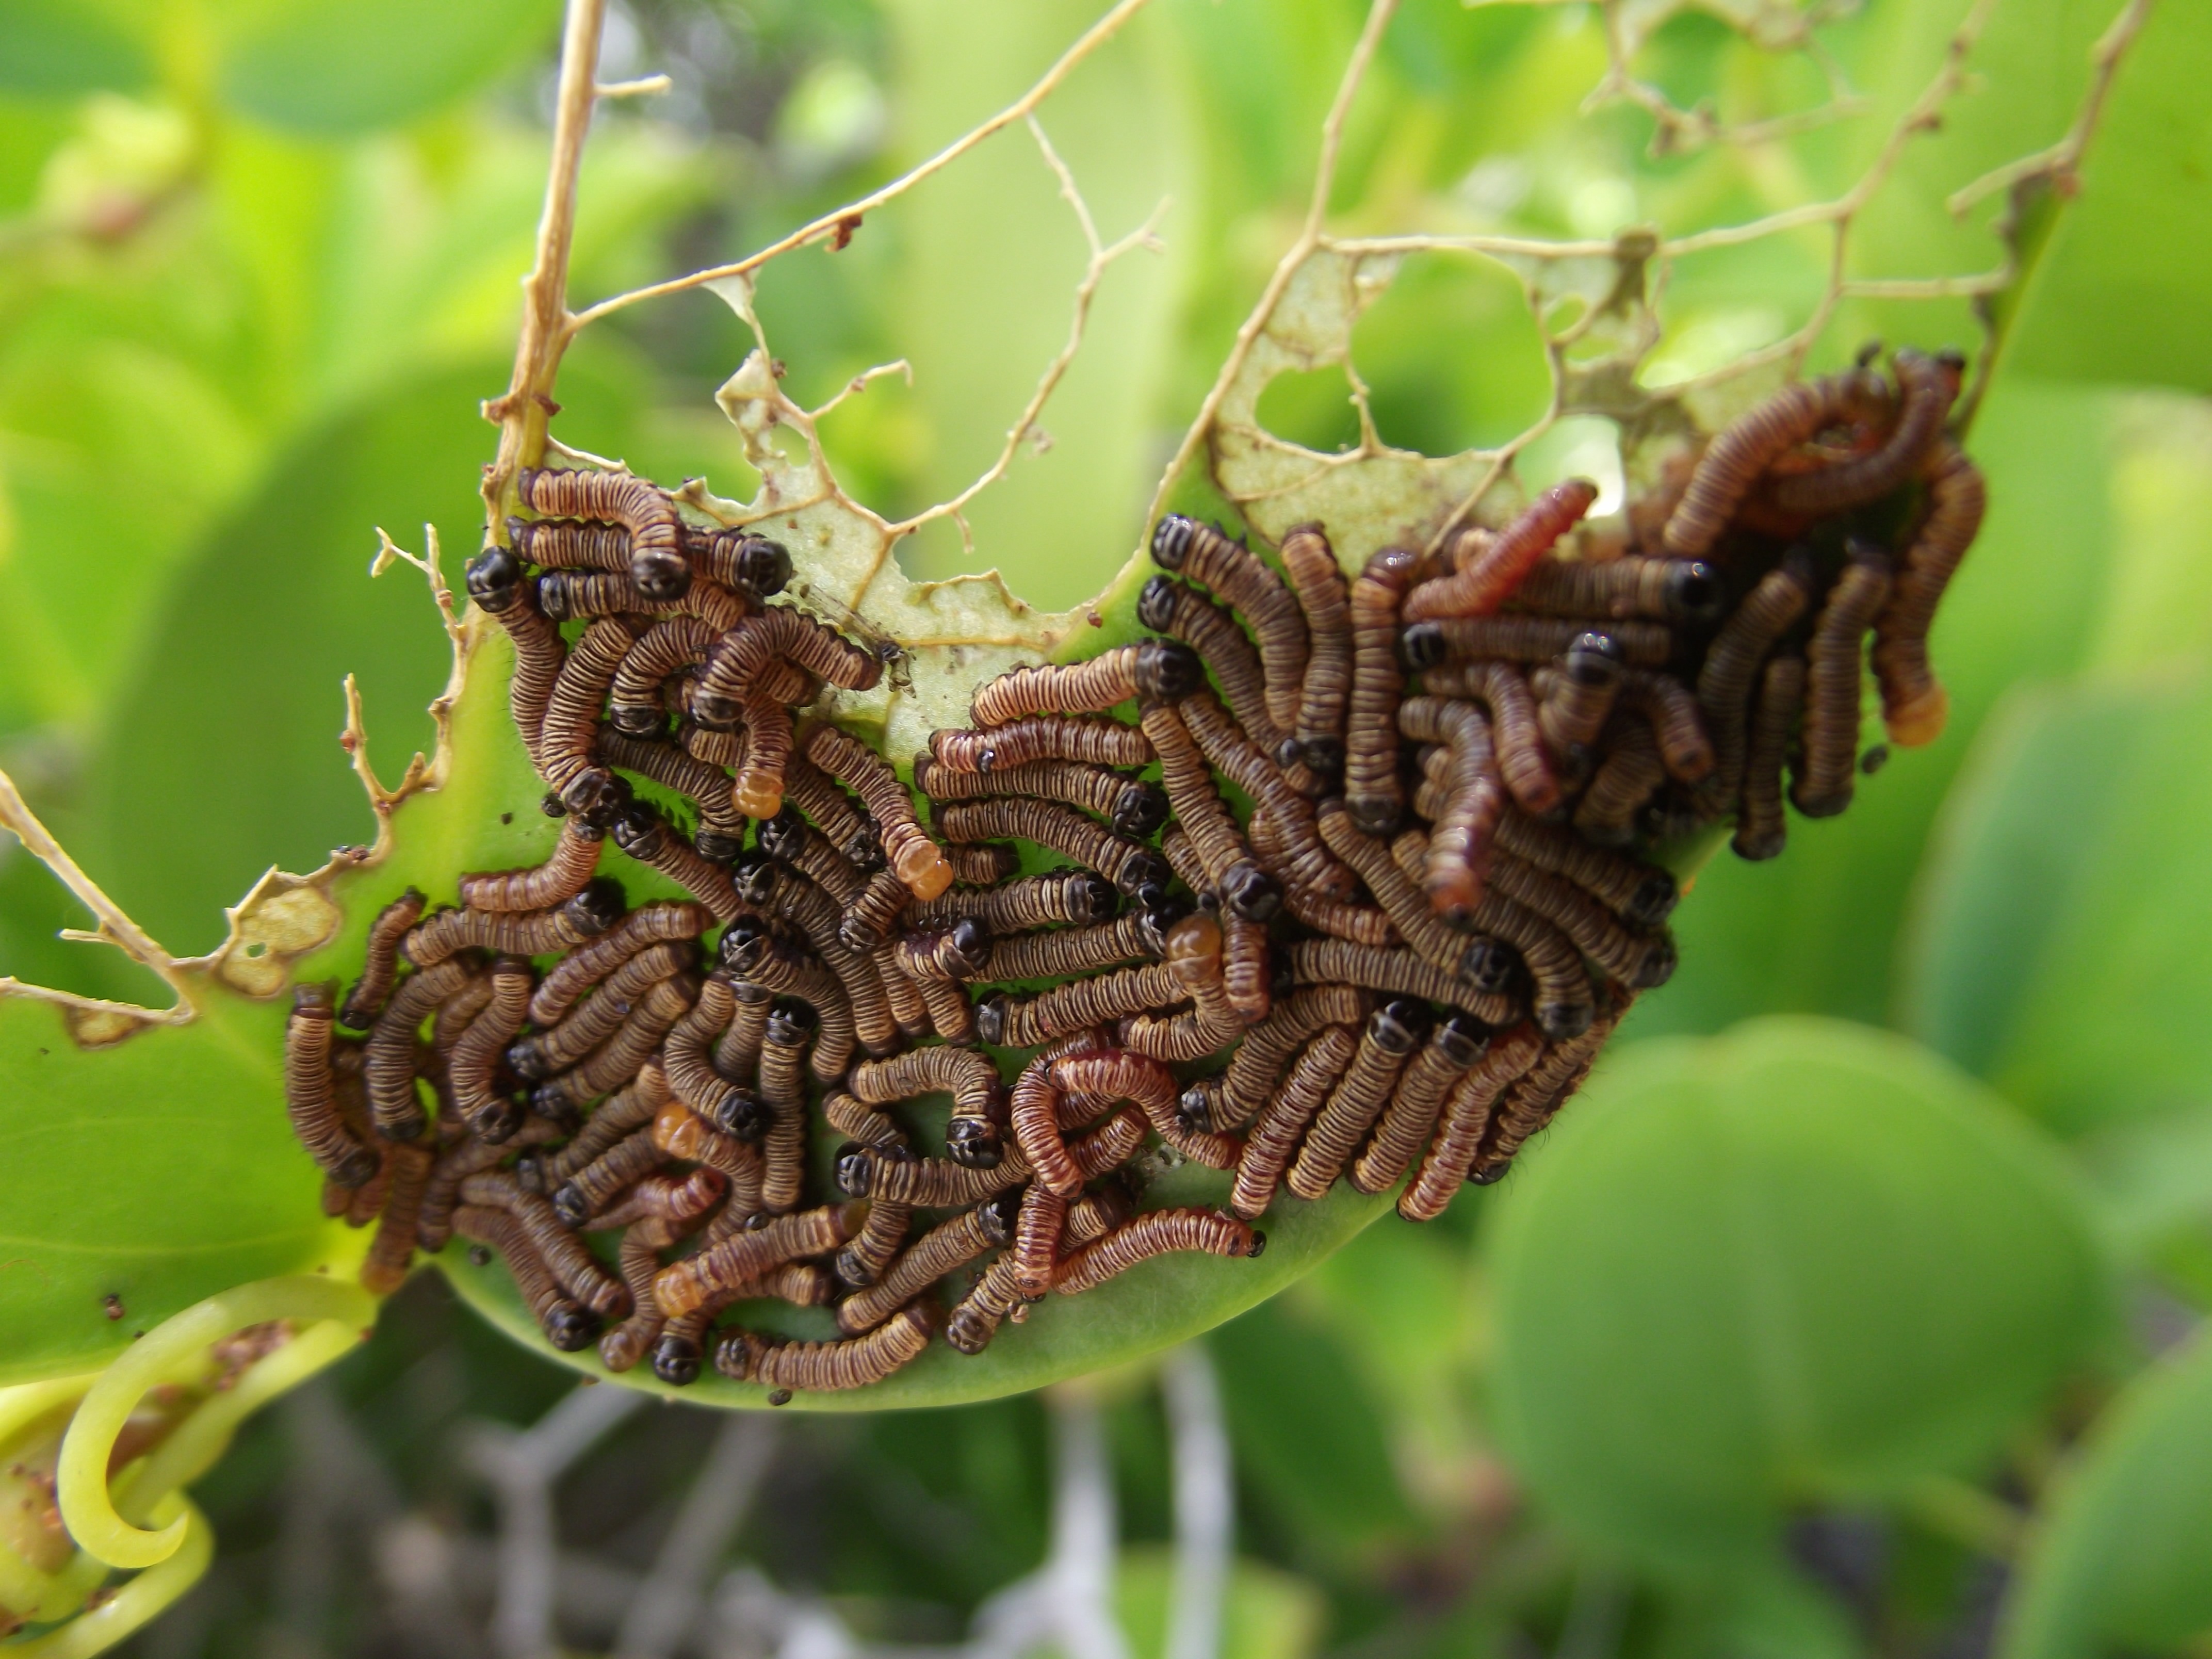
691 605 881 730
364 957 483 1141
528 900 709 1026
513 942 694 1084
516 465 688 599
806 723 955 901
1696 550 1815 802
1767 349 1960 517
508 515 631 571
1792 543 1891 818
652 1202 867 1318
537 568 745 633
1202 982 1376 1132
1397 1024 1548 1220
945 841 1022 886
1140 701 1276 922
340 889 426 1030
1136 575 1288 759
1507 551 1723 624
685 527 792 595
1396 696 1503 918
716 1302 935 1396
836 1143 1032 1208
968 640 1205 727
1348 1012 1489 1195
1472 1011 1619 1179
401 879 626 967
1735 654 1806 861
906 868 1116 934
945 1256 1031 1355
1316 803 1492 989
1149 516 1308 731
1287 1000 1427 1200
836 1197 1016 1333
1871 439 1985 746
1535 632 1626 761
458 820 605 914
595 730 747 850
533 973 701 1116
1277 521 1354 779
453 1205 598 1351
1055 1047 1240 1170
1179 690 1348 899
1054 1207 1263 1294
1410 614 1673 673
285 983 380 1185
1342 546 1418 835
932 798 1168 898
447 956 536 1142
538 616 647 805
1230 1025 1360 1220
913 754 1167 842
457 1171 628 1316
1660 364 1888 556
927 714 1152 775
1407 479 1600 622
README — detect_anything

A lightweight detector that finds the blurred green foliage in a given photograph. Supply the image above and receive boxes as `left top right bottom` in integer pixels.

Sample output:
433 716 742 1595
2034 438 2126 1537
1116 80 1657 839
1 0 2210 1653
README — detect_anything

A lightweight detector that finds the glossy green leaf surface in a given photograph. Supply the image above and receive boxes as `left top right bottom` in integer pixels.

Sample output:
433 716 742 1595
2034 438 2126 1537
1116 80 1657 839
0 988 365 1388
1999 1330 2212 1659
1903 667 2212 1136
1488 1017 2108 1574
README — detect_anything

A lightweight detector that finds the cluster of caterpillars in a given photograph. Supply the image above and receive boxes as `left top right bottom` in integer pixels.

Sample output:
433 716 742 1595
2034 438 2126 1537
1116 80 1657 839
283 347 1982 1398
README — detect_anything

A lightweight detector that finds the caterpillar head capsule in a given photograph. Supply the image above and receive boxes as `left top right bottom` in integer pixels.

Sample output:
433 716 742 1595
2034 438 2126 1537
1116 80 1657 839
711 1086 773 1142
563 877 628 936
1133 639 1207 702
465 547 526 613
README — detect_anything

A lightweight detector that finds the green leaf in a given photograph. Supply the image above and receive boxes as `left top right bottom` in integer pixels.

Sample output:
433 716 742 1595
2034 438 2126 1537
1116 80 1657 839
0 2 150 100
217 0 563 137
1487 1017 2108 1575
0 989 365 1388
1902 666 2212 1135
1998 1329 2212 1659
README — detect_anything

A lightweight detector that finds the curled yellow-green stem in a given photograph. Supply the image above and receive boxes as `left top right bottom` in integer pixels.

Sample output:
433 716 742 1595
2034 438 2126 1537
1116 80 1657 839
0 1376 96 1450
5 1495 211 1659
56 1276 374 1570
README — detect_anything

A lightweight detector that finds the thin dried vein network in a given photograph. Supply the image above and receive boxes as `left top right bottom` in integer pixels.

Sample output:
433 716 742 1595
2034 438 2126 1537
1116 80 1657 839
285 355 1981 1397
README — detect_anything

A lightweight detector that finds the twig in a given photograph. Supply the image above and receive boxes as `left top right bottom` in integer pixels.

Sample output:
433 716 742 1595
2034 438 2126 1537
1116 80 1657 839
1949 0 2156 216
564 0 1157 334
0 767 194 1016
481 0 608 529
891 116 1167 539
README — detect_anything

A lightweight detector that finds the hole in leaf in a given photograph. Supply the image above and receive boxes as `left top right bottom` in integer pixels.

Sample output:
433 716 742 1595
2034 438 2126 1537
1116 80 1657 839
1351 251 1551 454
1516 415 1626 517
1255 365 1362 454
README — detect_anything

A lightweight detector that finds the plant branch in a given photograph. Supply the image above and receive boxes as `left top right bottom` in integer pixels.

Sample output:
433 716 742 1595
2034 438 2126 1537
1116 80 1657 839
564 0 1158 335
481 0 608 535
